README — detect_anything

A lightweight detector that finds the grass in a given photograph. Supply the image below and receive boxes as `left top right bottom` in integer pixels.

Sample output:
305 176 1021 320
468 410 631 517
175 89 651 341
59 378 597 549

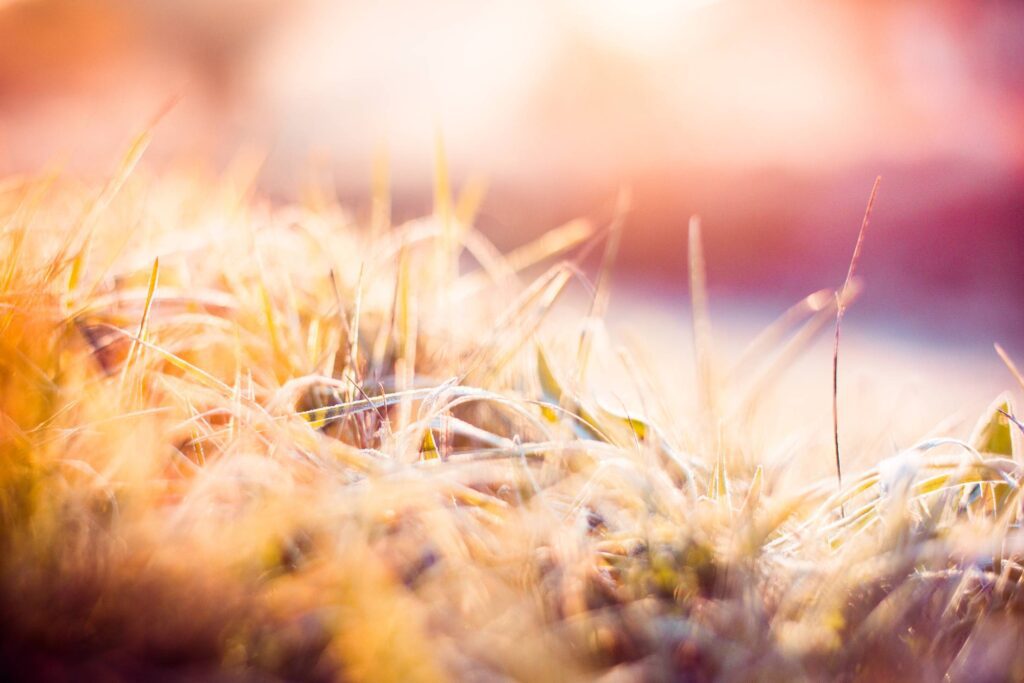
0 145 1022 682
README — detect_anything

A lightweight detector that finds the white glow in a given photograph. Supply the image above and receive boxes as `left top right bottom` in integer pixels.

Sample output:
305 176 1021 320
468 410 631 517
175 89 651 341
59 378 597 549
565 0 720 57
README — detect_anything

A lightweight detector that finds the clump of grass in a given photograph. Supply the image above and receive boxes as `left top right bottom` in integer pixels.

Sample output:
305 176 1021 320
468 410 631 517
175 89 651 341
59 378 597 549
0 145 1022 682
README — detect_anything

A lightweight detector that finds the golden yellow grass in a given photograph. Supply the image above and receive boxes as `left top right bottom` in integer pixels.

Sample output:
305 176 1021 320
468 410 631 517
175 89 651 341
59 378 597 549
1 145 1023 682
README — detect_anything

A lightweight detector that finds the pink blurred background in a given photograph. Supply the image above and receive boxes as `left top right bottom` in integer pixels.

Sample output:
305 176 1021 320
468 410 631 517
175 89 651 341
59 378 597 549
1 0 1022 346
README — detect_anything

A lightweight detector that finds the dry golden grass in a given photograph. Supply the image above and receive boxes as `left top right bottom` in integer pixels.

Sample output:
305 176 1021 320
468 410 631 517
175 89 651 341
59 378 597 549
0 143 1023 682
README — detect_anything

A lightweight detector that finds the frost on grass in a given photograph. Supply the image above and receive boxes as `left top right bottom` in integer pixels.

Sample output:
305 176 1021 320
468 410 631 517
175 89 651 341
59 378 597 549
0 159 1022 682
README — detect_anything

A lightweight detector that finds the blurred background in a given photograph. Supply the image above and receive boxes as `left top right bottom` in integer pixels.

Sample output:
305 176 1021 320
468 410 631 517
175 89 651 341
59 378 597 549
1 0 1022 349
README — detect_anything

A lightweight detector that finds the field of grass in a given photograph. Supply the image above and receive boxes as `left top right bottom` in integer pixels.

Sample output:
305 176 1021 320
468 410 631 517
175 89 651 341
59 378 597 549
1 141 1023 682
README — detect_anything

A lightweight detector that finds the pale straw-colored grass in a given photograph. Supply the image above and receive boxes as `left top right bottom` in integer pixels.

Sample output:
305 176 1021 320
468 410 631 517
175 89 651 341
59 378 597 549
0 143 1022 682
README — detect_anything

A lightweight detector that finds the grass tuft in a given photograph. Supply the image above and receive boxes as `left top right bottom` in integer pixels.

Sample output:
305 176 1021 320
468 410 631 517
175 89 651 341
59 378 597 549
0 158 1020 683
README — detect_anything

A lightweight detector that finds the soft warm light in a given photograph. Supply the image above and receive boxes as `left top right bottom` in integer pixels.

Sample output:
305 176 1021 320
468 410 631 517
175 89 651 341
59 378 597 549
567 0 719 56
